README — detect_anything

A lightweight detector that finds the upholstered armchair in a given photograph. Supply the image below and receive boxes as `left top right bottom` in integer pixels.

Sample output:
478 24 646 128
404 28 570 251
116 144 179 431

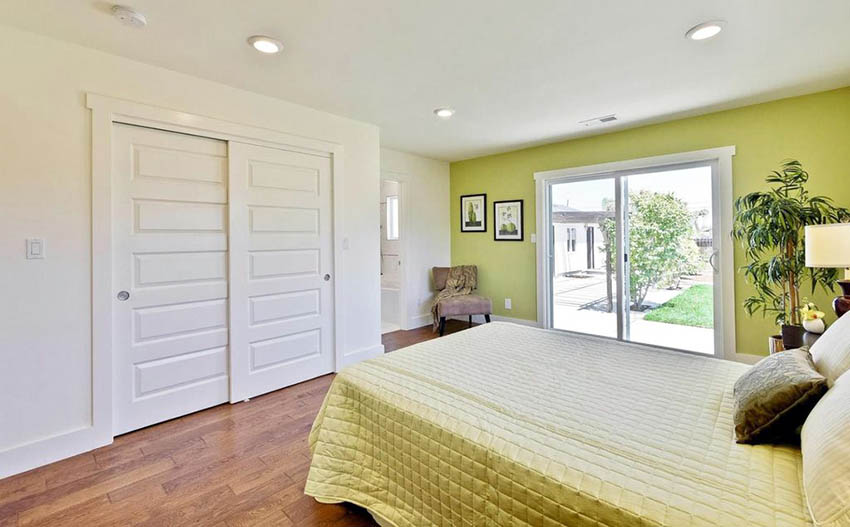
432 266 492 336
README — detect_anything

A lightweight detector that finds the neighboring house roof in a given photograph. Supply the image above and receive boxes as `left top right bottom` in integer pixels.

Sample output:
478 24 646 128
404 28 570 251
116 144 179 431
552 208 614 224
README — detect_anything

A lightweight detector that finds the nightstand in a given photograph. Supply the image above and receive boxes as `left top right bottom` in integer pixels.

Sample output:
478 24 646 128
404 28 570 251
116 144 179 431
769 331 822 353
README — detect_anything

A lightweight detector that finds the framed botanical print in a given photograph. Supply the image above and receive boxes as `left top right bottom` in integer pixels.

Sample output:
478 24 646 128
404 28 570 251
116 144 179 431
460 193 486 232
494 199 523 241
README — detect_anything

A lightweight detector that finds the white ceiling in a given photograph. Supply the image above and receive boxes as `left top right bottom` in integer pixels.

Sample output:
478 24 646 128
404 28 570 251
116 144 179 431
3 1 850 161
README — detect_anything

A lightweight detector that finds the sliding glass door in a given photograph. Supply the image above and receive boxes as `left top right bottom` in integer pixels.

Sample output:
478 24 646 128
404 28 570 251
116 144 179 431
549 177 618 338
624 166 715 353
547 162 719 355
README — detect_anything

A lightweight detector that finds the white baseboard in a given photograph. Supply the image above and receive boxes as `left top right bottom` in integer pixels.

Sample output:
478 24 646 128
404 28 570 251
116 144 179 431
338 343 385 369
491 315 542 327
406 313 432 330
406 313 541 330
0 341 385 479
449 314 541 327
0 426 112 479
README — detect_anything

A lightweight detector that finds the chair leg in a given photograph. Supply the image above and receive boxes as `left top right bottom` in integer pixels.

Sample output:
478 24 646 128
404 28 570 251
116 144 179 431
439 317 446 336
468 315 472 328
484 314 491 323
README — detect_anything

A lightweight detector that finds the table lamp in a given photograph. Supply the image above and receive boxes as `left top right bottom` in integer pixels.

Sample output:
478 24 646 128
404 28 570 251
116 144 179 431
805 223 850 318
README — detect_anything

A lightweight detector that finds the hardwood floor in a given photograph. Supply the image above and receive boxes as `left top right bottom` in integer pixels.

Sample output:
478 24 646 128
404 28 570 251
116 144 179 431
0 320 474 527
382 317 476 352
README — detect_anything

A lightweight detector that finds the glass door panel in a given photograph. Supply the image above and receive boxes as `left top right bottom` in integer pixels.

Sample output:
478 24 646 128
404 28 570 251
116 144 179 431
624 166 715 354
550 178 618 338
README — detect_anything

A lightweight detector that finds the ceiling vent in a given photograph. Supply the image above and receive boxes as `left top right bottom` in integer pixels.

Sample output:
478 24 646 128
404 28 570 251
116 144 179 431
579 114 618 127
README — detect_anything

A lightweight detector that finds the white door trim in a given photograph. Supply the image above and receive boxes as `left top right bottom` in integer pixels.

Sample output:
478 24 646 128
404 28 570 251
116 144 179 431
86 94 345 446
533 146 750 363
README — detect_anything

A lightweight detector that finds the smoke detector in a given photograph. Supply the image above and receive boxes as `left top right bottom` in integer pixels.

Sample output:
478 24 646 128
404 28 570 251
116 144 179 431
112 5 147 28
579 114 618 127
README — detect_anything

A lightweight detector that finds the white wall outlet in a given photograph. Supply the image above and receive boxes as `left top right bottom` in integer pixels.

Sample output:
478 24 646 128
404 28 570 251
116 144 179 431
530 233 536 243
504 298 512 310
26 238 45 259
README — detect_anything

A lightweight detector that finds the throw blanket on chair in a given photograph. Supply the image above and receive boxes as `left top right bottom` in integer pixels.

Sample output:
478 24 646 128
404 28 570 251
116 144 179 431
431 265 477 331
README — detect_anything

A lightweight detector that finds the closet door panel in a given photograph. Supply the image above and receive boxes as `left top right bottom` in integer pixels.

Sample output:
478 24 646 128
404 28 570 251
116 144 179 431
229 142 334 401
112 124 230 435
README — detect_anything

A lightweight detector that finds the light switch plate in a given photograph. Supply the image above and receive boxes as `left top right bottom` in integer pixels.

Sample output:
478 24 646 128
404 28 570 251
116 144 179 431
504 298 512 310
530 233 536 243
26 238 45 259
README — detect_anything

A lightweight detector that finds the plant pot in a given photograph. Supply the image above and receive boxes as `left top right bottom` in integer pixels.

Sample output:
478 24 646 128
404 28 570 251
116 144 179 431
768 335 785 354
802 318 826 334
781 324 805 349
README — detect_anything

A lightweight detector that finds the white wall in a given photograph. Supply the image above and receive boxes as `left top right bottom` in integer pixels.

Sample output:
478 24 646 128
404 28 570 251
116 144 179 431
0 24 381 471
380 148 450 329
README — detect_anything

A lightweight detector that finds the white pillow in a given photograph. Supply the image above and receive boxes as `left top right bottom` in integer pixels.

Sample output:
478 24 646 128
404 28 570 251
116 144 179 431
810 312 850 386
801 374 850 526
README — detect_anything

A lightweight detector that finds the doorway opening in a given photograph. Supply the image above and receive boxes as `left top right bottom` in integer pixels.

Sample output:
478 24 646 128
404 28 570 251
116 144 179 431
380 179 404 334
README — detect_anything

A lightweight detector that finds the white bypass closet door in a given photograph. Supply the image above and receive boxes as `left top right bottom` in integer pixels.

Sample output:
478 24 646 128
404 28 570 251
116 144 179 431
228 142 335 402
112 124 230 435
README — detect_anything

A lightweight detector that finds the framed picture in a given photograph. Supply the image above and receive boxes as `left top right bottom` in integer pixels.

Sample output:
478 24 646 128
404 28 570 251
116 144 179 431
460 193 487 232
494 200 523 241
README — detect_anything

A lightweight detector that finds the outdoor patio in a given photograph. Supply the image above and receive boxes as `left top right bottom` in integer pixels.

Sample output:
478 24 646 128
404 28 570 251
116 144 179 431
553 270 714 354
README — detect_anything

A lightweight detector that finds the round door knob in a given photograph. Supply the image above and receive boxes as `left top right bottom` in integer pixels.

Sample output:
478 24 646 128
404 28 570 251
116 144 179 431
117 290 130 301
323 274 331 281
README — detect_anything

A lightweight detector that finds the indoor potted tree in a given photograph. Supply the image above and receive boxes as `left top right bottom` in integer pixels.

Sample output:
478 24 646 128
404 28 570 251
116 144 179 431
733 160 849 350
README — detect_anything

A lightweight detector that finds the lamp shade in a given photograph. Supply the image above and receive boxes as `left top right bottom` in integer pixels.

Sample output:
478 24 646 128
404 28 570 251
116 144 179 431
805 223 850 268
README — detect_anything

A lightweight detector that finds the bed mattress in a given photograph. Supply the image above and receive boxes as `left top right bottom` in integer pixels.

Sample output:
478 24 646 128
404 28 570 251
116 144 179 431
305 322 811 526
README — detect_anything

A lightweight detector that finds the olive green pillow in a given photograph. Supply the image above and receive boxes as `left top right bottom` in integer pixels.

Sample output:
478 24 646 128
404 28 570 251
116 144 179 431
732 348 828 444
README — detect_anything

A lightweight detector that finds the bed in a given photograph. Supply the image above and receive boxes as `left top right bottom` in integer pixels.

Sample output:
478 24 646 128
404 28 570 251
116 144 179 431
305 322 812 526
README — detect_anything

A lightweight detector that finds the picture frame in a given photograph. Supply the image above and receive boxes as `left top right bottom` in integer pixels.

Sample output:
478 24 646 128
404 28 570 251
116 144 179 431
494 199 523 241
460 193 487 232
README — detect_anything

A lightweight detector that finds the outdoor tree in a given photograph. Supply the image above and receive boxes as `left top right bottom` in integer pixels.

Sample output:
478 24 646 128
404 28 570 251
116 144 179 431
598 197 616 313
601 191 699 310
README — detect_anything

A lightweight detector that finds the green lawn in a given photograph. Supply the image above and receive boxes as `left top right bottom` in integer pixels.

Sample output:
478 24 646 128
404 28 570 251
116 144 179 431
643 284 714 328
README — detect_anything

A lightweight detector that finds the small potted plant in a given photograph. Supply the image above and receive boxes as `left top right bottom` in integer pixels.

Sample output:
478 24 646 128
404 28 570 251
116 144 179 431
799 300 826 334
733 160 849 350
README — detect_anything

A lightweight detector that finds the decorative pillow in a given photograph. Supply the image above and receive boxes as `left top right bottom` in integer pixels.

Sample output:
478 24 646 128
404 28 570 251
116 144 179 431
801 374 850 526
732 348 828 444
810 311 850 386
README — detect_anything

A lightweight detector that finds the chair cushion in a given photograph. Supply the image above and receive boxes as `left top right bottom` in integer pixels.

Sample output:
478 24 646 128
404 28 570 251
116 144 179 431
437 294 492 317
433 267 450 290
433 266 478 291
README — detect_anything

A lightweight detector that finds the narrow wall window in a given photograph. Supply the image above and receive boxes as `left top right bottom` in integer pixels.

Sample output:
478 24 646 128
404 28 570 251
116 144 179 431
386 195 399 240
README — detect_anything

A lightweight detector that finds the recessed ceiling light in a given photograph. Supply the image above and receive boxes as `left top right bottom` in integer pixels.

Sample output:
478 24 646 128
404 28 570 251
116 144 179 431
434 108 455 119
247 35 283 54
685 21 725 41
111 5 147 28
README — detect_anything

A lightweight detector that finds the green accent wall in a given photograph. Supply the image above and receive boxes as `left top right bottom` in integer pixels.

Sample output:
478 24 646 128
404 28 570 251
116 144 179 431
450 86 850 355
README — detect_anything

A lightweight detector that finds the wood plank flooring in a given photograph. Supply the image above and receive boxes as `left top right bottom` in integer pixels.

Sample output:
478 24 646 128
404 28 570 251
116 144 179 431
0 320 474 527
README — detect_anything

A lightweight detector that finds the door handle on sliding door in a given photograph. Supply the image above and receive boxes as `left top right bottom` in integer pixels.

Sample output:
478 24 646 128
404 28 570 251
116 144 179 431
709 251 719 273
